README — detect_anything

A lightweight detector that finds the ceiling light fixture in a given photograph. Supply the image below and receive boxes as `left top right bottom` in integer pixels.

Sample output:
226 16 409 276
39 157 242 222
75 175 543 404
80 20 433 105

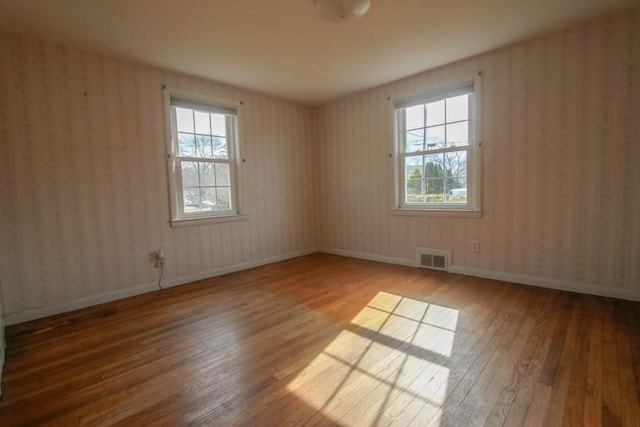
314 0 371 23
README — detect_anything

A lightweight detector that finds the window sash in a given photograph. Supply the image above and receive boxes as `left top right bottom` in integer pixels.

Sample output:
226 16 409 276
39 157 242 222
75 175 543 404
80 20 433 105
168 95 240 220
394 83 477 210
176 158 236 217
171 110 237 218
173 106 235 158
394 83 473 110
171 96 237 116
401 146 471 207
402 145 469 157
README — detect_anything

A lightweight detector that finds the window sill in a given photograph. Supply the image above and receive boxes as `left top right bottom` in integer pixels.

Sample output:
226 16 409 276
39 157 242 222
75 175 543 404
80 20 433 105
390 208 482 219
170 214 249 228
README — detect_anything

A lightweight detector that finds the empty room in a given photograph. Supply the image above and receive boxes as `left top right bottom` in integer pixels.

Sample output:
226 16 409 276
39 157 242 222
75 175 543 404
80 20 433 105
0 0 639 425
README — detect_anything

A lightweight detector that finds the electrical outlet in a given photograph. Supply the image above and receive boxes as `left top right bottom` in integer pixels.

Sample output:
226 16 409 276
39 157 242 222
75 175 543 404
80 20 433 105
471 240 479 252
154 249 165 268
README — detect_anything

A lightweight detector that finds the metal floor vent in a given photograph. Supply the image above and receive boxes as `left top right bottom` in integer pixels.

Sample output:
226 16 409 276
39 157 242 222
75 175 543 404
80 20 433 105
416 247 451 272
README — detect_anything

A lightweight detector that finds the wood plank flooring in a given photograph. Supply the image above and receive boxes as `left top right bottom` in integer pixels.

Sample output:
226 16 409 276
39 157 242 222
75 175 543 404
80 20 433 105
0 253 639 426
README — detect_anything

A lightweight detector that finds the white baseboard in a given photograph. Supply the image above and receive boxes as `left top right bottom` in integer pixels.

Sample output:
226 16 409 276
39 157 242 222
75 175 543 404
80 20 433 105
7 246 638 326
4 247 319 326
448 265 640 302
319 247 419 268
159 247 318 289
4 282 159 326
318 247 640 302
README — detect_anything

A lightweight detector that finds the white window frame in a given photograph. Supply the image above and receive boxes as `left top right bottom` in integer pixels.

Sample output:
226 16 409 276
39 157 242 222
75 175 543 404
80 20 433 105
391 73 482 217
163 86 246 227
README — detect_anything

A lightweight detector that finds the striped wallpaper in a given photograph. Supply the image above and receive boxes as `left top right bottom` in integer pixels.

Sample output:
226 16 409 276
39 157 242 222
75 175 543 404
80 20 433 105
1 7 639 321
316 8 640 297
0 33 318 318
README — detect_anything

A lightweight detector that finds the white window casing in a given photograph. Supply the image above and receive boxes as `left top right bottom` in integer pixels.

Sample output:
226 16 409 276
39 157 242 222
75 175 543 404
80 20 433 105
163 86 247 227
390 73 482 217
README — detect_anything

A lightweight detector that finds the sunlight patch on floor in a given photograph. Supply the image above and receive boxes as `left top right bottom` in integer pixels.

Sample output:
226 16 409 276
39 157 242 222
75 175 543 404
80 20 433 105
287 291 459 426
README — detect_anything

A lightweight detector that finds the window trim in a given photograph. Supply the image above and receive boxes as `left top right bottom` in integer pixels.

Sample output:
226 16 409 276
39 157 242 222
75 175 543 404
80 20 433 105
390 73 482 215
163 86 246 227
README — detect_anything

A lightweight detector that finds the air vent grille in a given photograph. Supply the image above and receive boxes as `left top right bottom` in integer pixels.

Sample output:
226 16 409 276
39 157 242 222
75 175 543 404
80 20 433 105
416 247 451 271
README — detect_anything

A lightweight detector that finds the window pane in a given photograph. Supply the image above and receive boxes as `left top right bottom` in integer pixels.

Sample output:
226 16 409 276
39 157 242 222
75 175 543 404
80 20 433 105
405 154 424 170
445 150 467 177
211 114 227 137
181 162 199 188
446 95 469 122
406 191 425 204
176 108 194 133
405 105 424 129
183 187 200 211
195 135 213 158
216 187 231 210
405 152 423 196
178 133 195 157
201 188 216 211
426 100 445 126
200 162 215 186
405 156 423 194
406 177 423 195
215 163 230 186
406 129 424 153
424 154 444 178
194 110 211 135
212 137 228 159
446 177 467 203
405 155 424 204
425 178 444 202
406 154 423 169
425 125 445 149
446 121 469 147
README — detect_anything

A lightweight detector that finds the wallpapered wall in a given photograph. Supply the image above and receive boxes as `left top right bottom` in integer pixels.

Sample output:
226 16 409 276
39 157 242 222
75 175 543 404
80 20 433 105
1 8 639 321
316 9 640 296
0 33 318 318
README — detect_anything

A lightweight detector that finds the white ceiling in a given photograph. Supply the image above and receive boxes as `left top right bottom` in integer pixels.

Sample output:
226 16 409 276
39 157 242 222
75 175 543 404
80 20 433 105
0 0 637 105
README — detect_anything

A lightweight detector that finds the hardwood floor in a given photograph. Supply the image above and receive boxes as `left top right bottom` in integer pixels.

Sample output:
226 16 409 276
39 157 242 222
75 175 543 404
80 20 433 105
1 253 639 426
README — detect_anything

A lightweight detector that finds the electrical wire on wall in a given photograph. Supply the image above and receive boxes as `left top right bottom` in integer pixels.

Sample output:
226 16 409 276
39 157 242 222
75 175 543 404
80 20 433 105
158 263 164 290
155 248 165 290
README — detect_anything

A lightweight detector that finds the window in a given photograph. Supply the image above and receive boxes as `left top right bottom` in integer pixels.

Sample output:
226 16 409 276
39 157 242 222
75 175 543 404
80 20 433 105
393 74 481 213
164 87 244 225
